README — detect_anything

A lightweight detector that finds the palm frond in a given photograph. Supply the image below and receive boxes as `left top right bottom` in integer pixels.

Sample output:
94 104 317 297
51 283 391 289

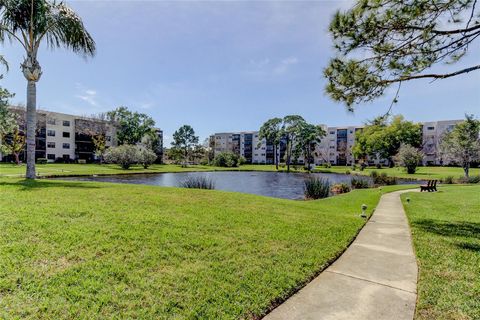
0 0 95 57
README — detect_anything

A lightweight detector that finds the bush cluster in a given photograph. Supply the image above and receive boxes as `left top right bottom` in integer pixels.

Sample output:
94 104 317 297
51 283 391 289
104 145 157 169
370 171 397 185
457 175 480 184
213 152 241 167
331 183 351 194
304 177 330 200
350 176 370 189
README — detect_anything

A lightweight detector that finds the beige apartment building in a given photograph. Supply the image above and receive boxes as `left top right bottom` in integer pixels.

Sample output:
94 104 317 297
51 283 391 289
0 108 117 163
211 119 464 166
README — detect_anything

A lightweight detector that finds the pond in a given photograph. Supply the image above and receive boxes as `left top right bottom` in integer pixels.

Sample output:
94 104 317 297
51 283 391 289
57 171 421 200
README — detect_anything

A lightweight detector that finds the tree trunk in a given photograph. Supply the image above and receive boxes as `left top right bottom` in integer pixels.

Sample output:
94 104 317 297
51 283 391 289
286 138 291 172
25 81 37 179
14 152 20 165
464 162 470 178
274 144 278 170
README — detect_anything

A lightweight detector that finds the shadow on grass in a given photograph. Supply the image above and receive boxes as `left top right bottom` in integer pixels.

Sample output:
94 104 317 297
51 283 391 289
456 242 480 252
414 219 480 239
0 179 101 190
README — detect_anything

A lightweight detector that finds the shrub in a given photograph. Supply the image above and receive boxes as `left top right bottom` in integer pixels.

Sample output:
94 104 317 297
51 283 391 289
180 176 215 189
331 183 351 194
360 162 367 171
345 170 351 175
351 164 357 171
304 177 330 200
213 152 240 167
458 175 480 184
36 158 47 164
104 145 140 169
375 163 382 169
395 144 424 174
138 147 157 169
238 156 247 165
443 175 455 184
351 176 370 189
370 171 397 185
323 163 332 168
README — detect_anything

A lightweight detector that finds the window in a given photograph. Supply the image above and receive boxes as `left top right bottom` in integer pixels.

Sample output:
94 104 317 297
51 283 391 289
63 120 70 127
47 118 56 125
106 136 111 142
47 154 55 160
427 126 435 130
47 130 55 137
47 142 55 148
63 132 70 138
329 131 335 135
63 143 70 149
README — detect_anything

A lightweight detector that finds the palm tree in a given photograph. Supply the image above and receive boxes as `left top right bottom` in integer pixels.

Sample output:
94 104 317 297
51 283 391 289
0 0 95 178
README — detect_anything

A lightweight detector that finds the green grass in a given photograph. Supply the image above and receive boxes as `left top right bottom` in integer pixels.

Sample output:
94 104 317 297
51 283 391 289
0 178 411 319
1 163 478 180
401 185 480 320
0 163 307 178
316 165 480 180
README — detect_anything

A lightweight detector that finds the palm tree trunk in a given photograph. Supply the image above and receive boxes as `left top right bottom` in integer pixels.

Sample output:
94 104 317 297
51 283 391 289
25 80 37 179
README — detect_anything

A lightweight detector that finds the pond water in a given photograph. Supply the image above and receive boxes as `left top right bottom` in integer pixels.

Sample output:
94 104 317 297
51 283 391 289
57 171 421 200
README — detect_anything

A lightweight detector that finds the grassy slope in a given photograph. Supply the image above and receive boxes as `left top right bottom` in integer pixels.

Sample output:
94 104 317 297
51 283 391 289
1 163 478 180
401 186 480 320
0 178 410 319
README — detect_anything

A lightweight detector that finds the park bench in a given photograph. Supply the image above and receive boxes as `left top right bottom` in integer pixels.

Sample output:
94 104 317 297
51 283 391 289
420 180 437 192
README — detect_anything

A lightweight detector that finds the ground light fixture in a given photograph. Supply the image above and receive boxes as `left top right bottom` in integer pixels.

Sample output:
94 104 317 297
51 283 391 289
361 204 367 218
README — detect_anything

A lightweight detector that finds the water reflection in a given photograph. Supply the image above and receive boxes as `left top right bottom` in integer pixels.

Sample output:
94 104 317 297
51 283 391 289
58 171 420 200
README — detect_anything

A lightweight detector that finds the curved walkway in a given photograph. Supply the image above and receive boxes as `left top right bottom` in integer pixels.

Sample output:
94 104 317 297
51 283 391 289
264 190 418 320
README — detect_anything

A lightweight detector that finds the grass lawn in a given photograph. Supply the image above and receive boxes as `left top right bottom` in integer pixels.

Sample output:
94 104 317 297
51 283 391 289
317 165 480 180
0 178 411 319
0 163 304 178
401 185 480 320
1 163 478 180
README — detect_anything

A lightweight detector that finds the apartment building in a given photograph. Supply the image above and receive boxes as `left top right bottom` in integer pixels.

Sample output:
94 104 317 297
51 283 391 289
212 132 278 164
0 108 117 163
422 119 463 165
211 119 464 166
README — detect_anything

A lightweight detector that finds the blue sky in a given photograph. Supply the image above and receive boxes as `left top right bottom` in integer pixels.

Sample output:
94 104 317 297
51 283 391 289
1 0 479 145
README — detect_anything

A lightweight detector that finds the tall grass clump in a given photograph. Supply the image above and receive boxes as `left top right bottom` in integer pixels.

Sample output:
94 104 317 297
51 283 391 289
458 175 480 184
370 170 397 185
180 176 215 189
350 176 370 189
442 175 455 184
304 177 330 200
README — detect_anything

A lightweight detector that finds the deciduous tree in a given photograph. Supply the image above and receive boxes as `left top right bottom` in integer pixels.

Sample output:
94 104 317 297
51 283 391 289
440 114 480 177
107 107 156 145
353 115 422 166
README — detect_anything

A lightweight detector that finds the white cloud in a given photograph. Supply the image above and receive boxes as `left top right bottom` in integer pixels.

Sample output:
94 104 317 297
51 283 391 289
75 84 100 108
273 57 299 75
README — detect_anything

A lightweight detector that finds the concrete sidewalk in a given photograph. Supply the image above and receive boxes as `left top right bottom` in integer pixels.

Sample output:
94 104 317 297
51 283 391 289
264 190 418 320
